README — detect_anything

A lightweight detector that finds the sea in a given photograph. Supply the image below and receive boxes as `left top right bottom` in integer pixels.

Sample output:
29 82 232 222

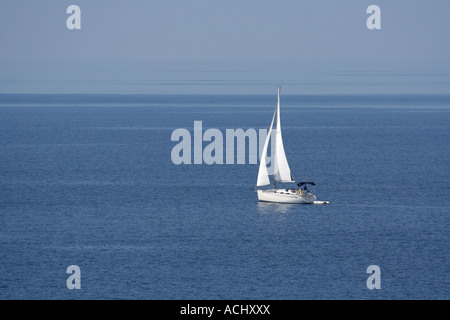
0 93 449 300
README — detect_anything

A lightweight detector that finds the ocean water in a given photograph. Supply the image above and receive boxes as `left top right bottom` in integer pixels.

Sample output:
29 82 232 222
0 94 449 300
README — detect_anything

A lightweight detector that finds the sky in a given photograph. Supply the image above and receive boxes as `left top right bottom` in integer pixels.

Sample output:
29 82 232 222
1 0 449 94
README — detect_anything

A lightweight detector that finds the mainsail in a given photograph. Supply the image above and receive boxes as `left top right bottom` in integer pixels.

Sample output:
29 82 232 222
257 87 295 187
256 108 276 186
273 87 294 183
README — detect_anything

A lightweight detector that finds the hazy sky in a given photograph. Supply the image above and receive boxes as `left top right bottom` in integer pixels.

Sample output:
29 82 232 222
1 0 449 94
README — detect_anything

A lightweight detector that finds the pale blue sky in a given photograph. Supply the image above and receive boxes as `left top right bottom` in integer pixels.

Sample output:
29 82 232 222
1 0 449 94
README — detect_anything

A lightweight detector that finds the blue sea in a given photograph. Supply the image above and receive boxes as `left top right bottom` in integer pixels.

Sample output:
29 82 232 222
0 93 449 300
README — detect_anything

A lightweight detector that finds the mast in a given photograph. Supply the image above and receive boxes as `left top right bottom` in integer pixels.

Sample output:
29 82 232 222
273 87 280 187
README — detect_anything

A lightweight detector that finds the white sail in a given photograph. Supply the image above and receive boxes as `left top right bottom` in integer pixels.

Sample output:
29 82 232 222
256 107 276 187
273 87 295 183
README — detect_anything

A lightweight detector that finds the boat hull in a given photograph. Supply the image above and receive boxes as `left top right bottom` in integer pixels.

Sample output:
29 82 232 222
257 189 316 204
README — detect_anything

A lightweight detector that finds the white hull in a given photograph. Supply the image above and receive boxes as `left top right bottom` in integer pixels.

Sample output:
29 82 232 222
257 189 316 204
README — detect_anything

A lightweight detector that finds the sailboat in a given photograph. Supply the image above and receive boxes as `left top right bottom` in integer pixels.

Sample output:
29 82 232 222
256 87 328 204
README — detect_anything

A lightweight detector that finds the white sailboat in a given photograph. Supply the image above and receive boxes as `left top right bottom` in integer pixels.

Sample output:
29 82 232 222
256 87 328 204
